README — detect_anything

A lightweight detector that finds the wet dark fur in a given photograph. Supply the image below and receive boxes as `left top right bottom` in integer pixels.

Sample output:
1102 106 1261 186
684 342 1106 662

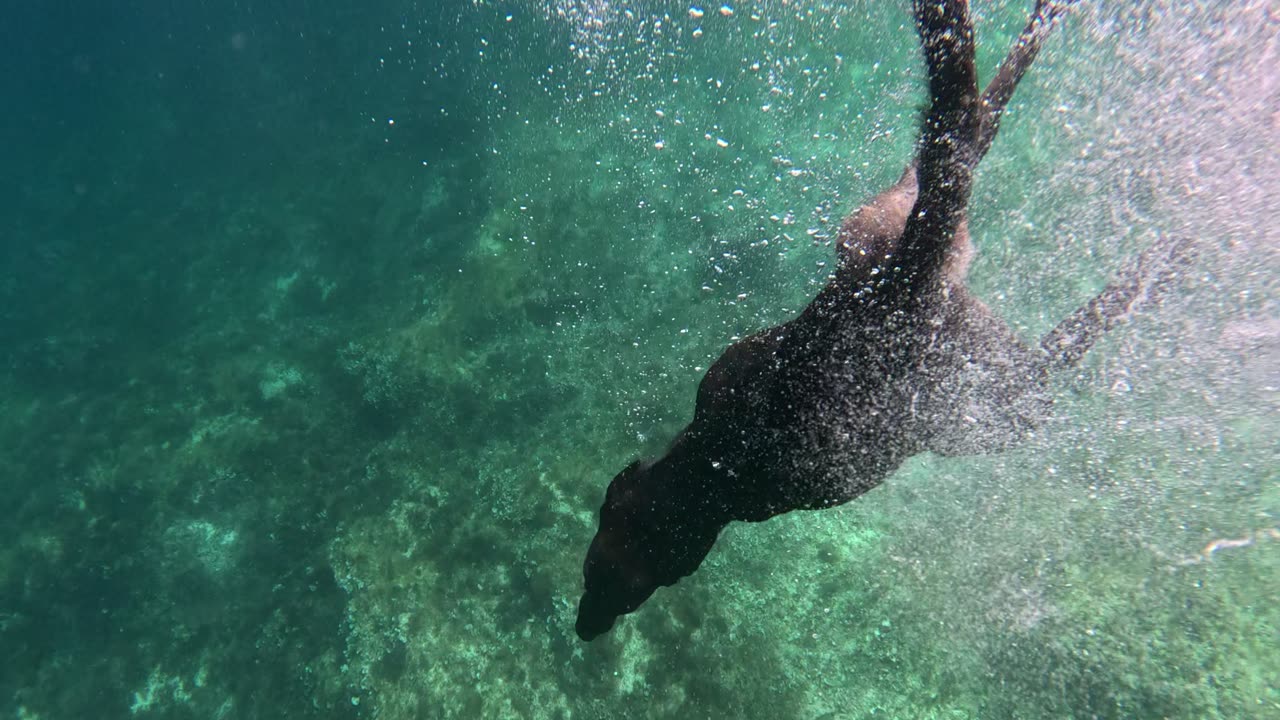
576 0 1178 641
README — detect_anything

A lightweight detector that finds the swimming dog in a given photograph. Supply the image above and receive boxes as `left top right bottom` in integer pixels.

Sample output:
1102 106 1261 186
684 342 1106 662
576 0 1179 641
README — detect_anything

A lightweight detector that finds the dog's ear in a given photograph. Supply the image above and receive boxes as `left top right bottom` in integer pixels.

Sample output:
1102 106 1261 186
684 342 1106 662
603 459 646 511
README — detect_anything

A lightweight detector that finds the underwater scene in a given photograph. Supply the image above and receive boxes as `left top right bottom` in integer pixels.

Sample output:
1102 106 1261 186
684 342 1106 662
1 0 1276 718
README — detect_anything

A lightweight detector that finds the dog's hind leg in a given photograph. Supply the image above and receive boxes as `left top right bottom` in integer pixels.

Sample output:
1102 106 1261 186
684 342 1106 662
894 0 981 287
837 2 1078 283
1039 234 1190 370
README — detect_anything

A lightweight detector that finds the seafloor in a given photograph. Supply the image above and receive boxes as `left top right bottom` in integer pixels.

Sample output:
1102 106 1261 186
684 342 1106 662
2 1 1276 719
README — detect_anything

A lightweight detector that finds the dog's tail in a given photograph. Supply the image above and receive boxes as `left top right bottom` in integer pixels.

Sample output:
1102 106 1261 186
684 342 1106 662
975 0 1082 162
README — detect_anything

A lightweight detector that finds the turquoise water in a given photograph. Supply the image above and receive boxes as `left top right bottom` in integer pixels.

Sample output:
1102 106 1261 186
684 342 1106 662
2 1 1276 718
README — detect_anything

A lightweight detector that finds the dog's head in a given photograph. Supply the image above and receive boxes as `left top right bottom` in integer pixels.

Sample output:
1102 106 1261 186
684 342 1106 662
575 459 659 641
576 454 725 640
